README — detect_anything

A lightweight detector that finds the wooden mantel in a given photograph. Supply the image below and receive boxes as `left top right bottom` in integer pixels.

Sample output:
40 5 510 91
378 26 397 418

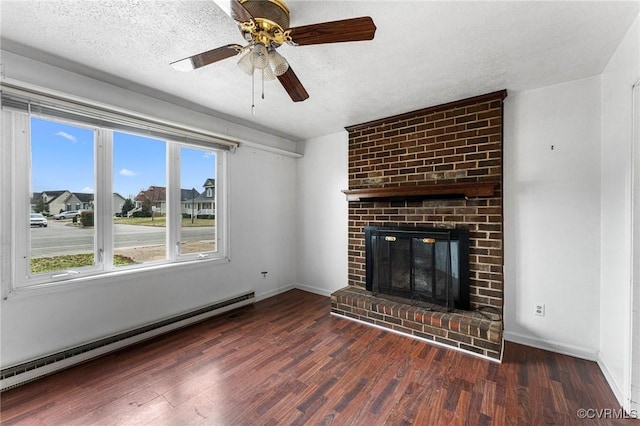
342 181 498 202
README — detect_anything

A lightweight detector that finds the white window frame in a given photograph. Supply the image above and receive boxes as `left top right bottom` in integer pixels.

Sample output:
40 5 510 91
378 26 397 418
173 144 225 261
1 85 234 297
16 115 104 287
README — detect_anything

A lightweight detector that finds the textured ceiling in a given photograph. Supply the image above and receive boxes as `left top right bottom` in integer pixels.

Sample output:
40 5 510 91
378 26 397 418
1 1 639 141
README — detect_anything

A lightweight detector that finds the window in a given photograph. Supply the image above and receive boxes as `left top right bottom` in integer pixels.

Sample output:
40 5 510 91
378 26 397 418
113 132 167 265
1 89 233 293
29 117 97 277
179 146 216 256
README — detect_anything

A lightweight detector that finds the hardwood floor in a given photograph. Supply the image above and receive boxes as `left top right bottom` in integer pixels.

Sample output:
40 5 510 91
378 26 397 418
1 289 634 425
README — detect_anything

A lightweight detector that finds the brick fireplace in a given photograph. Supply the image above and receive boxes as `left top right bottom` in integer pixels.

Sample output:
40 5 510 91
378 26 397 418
331 90 506 360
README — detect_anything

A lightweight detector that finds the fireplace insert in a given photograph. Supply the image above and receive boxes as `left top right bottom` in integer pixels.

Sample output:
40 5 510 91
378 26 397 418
365 226 470 311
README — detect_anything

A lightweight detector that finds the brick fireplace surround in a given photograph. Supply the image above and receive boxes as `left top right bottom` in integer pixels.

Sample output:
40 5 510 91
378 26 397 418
331 90 507 360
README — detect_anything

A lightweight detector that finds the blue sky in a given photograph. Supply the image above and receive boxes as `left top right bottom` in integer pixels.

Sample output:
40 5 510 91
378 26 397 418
31 117 216 199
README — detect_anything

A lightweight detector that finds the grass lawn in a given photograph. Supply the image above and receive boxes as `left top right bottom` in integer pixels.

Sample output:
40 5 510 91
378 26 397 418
31 254 136 274
114 217 215 227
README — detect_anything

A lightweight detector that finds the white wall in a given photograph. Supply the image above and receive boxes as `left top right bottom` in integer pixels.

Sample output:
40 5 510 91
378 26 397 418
600 13 640 409
0 53 298 367
503 76 602 360
295 132 348 296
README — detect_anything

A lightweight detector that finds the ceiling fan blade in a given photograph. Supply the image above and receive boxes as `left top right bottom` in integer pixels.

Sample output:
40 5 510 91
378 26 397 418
171 44 243 71
287 16 376 46
212 0 254 23
277 66 309 102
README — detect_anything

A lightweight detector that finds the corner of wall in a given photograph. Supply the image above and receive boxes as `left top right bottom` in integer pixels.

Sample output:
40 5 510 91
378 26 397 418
294 132 349 295
597 355 625 408
598 10 640 410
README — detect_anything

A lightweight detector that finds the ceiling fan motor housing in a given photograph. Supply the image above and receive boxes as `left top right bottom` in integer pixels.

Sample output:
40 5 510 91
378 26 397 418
239 0 291 47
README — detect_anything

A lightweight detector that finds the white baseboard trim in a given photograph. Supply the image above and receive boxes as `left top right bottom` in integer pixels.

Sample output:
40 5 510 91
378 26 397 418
255 284 296 302
503 330 599 361
504 331 633 407
293 282 333 297
631 384 640 412
597 356 625 408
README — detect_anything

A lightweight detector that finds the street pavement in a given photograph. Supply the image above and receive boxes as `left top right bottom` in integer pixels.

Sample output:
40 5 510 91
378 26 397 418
30 219 214 257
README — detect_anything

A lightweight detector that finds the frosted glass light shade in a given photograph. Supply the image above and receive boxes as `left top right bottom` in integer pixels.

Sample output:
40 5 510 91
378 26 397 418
237 51 254 75
268 49 289 76
250 43 269 69
262 64 276 81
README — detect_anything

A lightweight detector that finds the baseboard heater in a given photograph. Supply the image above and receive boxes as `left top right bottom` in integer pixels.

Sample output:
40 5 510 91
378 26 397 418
0 291 255 391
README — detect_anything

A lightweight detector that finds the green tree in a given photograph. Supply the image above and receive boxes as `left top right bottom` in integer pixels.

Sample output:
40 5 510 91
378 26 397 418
80 210 94 227
139 197 153 218
34 197 46 213
121 198 135 217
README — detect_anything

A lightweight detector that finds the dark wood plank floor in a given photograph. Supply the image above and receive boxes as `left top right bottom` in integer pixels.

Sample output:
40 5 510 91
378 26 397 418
1 289 634 425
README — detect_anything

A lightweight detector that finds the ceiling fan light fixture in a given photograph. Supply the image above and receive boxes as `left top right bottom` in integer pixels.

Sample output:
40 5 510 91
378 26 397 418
262 63 277 81
268 49 289 76
250 43 269 69
237 50 255 75
171 0 376 104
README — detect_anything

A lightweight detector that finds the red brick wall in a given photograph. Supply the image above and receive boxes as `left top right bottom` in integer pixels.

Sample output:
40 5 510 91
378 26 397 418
346 91 506 312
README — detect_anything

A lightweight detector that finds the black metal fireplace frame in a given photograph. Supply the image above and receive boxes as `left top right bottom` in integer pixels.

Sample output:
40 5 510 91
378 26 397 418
365 225 470 311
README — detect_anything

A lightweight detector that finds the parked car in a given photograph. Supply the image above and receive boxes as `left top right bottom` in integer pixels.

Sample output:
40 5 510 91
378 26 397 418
54 210 83 220
30 213 48 227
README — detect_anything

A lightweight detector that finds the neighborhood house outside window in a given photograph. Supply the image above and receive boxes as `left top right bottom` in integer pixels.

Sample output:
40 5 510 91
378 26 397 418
29 117 96 276
180 146 216 256
113 131 167 265
2 105 227 292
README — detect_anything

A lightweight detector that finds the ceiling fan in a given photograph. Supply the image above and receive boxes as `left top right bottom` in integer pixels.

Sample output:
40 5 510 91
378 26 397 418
170 0 376 102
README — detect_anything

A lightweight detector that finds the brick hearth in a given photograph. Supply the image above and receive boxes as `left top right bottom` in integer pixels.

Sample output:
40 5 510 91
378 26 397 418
331 287 502 358
333 90 506 360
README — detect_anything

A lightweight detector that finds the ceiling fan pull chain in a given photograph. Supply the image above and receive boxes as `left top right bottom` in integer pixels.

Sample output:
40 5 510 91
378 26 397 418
251 70 256 116
262 68 265 100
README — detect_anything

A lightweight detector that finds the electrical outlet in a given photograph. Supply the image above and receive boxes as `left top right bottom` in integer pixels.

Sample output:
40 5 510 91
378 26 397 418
534 303 545 317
